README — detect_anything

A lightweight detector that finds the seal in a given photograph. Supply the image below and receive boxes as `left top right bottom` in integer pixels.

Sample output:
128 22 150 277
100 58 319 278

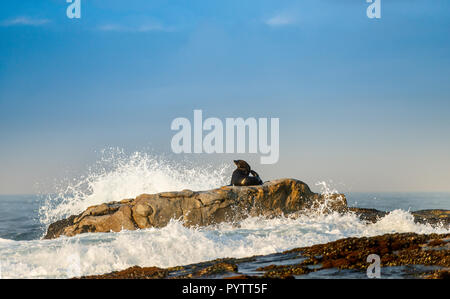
230 160 263 186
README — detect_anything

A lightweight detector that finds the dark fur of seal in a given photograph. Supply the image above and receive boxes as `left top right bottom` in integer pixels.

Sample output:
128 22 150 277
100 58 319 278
230 160 263 186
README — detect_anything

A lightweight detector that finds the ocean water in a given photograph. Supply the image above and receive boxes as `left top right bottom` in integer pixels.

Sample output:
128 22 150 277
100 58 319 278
0 151 449 279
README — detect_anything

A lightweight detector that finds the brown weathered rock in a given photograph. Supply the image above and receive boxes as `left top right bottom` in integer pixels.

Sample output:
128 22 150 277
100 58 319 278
79 266 168 279
282 232 450 275
44 178 347 239
411 209 450 226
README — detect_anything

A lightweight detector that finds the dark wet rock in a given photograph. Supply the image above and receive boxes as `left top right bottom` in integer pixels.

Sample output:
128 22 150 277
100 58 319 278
424 269 450 279
258 264 311 278
45 215 77 240
283 232 450 276
44 179 347 239
79 266 168 279
349 208 450 226
348 208 388 222
411 210 450 226
168 258 242 279
224 275 258 279
192 262 238 278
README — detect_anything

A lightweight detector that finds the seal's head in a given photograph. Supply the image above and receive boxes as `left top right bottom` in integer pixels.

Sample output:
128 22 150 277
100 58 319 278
234 160 251 173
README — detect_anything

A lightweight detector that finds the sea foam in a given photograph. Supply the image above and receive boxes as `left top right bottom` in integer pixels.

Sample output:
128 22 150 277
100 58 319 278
39 149 230 227
0 209 448 279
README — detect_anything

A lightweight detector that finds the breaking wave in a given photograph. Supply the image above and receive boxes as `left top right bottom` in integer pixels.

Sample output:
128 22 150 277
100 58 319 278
38 149 231 226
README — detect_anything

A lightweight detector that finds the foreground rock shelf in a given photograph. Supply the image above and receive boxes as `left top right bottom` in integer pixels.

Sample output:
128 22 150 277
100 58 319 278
79 232 450 279
44 178 347 239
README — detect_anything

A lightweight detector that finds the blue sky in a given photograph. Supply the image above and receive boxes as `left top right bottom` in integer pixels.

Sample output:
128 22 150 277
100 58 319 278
1 0 450 194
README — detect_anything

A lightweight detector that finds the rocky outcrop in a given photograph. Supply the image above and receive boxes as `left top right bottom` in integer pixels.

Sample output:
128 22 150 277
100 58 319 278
44 179 347 239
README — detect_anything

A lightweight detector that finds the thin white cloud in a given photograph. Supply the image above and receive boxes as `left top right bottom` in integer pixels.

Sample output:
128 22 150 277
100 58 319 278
98 23 174 33
137 24 169 32
1 16 50 27
265 14 297 27
97 24 126 32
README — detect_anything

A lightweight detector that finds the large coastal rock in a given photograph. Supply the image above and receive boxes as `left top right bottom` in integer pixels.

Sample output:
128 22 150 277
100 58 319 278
44 179 347 239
